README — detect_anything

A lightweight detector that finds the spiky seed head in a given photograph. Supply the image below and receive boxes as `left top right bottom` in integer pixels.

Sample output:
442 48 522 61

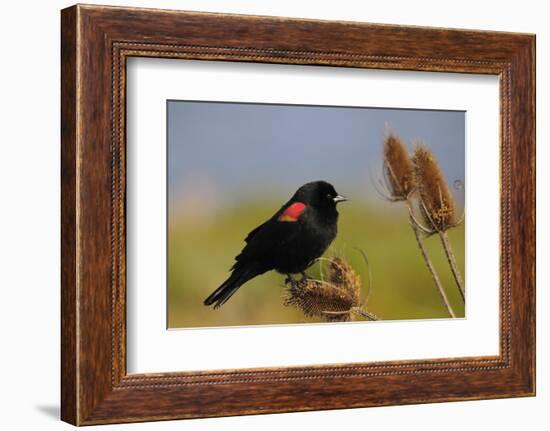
412 146 456 231
284 257 365 322
383 133 415 200
327 256 361 305
284 278 356 322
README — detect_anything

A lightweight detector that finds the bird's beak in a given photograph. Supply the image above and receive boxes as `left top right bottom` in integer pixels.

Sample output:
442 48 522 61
333 195 348 203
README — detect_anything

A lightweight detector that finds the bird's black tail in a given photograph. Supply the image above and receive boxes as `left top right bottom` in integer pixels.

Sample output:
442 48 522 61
204 265 265 308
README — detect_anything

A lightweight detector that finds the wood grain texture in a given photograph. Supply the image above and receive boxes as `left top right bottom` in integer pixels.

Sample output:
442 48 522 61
60 4 535 425
60 5 78 425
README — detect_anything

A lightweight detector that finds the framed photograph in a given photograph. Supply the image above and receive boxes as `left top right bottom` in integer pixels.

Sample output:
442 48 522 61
61 4 535 425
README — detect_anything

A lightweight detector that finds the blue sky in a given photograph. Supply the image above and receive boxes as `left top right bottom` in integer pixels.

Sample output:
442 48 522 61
168 100 465 210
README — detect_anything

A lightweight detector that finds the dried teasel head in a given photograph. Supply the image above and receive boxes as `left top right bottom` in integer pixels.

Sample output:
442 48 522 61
327 256 361 306
284 278 357 322
412 146 456 231
383 133 415 200
284 256 368 322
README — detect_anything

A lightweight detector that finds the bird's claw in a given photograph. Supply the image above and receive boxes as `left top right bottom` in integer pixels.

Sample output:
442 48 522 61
284 273 308 285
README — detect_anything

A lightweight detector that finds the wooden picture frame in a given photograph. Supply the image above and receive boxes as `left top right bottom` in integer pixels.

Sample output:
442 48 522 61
61 4 535 425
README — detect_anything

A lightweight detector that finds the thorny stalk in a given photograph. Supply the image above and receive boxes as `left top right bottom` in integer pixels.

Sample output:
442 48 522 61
410 216 456 318
439 231 465 302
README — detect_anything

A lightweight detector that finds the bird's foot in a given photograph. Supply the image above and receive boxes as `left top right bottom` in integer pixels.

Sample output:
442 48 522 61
300 271 309 281
284 274 294 285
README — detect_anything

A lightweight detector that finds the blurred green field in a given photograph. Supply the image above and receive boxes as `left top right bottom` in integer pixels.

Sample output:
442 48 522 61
168 199 465 328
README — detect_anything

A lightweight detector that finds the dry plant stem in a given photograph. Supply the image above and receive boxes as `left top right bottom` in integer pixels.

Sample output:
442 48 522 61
351 307 379 321
321 307 379 321
411 218 456 318
439 230 465 302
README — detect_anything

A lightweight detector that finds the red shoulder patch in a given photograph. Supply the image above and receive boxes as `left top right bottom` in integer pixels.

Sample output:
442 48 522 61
278 202 306 222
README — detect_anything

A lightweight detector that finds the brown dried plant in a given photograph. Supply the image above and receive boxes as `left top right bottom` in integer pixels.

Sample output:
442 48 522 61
378 136 458 317
412 146 457 232
327 257 361 305
382 133 416 200
284 256 378 322
412 145 465 302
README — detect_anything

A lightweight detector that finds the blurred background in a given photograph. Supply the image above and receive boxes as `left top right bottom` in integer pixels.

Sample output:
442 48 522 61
167 101 465 328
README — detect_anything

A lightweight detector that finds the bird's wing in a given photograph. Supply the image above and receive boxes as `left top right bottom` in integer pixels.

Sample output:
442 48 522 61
233 206 303 268
244 220 269 244
243 200 296 243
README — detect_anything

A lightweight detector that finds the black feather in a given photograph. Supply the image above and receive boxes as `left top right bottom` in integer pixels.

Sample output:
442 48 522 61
203 263 267 308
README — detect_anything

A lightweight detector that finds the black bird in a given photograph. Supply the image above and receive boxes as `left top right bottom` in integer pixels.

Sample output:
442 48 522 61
204 181 347 308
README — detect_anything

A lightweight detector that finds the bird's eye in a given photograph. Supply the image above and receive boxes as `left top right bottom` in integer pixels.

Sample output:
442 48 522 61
326 193 333 199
